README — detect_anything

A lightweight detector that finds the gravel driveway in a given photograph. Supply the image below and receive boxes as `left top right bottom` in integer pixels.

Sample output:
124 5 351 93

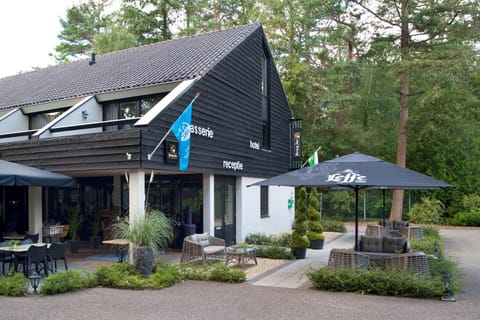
0 227 478 320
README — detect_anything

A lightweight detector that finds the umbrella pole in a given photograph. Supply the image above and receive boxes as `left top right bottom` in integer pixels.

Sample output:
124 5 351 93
382 188 386 226
355 187 359 251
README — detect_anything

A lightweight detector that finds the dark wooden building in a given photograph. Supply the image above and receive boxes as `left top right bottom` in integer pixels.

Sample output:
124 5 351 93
0 23 300 246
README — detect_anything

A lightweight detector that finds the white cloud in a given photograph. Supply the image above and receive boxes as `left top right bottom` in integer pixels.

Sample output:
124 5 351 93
0 0 79 78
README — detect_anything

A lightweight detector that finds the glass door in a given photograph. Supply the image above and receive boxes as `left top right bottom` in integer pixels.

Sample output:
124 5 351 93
214 176 236 246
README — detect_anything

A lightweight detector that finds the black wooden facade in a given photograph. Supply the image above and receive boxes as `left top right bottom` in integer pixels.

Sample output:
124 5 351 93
0 25 294 178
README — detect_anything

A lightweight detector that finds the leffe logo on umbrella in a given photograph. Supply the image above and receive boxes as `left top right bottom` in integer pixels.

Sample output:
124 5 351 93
326 169 367 184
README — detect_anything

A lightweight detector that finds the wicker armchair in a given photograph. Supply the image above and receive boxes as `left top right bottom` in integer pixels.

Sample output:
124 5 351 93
181 233 226 264
383 251 429 276
400 226 423 240
327 249 370 271
364 224 389 237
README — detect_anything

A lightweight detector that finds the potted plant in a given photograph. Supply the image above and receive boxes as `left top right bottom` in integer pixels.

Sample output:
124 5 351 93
114 209 175 277
289 187 310 259
66 206 84 253
89 210 102 249
307 188 325 249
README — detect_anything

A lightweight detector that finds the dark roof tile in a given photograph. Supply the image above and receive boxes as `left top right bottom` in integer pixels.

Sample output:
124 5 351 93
0 23 261 110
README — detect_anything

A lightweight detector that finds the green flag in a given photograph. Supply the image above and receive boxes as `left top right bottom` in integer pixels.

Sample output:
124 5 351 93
308 151 318 166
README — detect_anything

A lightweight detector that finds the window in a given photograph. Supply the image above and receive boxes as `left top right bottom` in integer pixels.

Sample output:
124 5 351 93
103 94 164 131
29 110 65 130
261 46 271 150
260 186 269 218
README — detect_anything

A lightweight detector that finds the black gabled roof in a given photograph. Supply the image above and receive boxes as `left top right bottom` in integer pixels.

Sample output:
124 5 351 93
0 23 262 110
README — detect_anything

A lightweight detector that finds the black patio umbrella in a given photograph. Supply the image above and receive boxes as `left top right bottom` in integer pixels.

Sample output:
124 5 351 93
249 152 453 250
0 160 75 187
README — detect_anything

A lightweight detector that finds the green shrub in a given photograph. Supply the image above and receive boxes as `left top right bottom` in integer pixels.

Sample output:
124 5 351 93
319 219 347 233
181 263 246 283
271 233 291 247
148 263 183 288
95 262 138 287
306 230 325 241
245 233 272 245
0 272 29 296
40 270 96 295
209 264 246 283
408 196 444 224
450 210 480 226
254 245 295 260
307 267 444 298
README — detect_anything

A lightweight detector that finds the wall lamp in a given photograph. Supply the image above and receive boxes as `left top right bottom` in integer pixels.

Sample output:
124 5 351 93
81 110 89 120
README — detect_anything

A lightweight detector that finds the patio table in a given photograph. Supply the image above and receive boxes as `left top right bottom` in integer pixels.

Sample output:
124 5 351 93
102 239 130 262
0 243 51 274
225 246 257 265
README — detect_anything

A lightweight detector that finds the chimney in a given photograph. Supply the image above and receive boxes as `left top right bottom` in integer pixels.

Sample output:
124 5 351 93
89 53 96 65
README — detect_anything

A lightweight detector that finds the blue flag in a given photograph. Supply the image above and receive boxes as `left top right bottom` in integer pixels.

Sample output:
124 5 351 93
170 101 193 171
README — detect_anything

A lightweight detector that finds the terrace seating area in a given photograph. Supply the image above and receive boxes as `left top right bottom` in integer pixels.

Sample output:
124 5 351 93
328 222 429 276
180 233 226 264
365 221 423 240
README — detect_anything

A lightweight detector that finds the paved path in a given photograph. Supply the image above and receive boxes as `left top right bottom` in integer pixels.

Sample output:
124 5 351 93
1 227 478 320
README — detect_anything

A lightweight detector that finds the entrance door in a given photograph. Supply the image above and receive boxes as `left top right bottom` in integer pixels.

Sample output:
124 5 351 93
214 176 236 246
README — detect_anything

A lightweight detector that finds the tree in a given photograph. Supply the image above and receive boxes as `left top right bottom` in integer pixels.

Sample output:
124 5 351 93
350 0 480 220
120 0 181 44
54 0 111 62
93 24 137 54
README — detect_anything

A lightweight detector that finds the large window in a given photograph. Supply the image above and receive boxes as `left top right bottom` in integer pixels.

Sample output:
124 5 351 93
103 94 164 131
29 110 65 130
261 46 271 150
260 186 269 218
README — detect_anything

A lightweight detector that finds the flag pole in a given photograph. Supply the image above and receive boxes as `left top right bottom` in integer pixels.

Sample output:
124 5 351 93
147 93 200 160
302 146 321 168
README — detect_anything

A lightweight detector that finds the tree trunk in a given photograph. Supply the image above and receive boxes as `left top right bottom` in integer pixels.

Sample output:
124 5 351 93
390 0 410 222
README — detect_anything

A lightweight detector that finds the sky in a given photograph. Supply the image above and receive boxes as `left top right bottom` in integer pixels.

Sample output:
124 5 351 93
0 0 79 78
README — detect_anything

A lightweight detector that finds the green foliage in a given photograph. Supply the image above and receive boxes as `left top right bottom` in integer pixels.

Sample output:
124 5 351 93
245 232 291 247
95 260 182 289
307 267 443 298
66 206 84 240
461 194 480 211
0 272 29 296
449 210 480 227
40 270 96 295
306 230 325 241
91 209 102 236
55 0 111 61
181 263 246 283
245 233 272 245
253 245 295 260
95 262 137 287
319 219 347 233
289 231 310 248
308 226 460 298
114 209 175 250
407 197 444 224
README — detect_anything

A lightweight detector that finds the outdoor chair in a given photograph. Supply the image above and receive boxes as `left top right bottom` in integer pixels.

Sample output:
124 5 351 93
364 224 389 237
400 226 423 240
383 251 430 276
16 244 49 277
0 240 14 276
327 249 370 271
23 233 39 243
47 243 68 272
181 233 226 264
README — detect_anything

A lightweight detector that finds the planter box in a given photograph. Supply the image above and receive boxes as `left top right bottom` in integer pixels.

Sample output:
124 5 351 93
291 247 307 259
310 239 324 250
